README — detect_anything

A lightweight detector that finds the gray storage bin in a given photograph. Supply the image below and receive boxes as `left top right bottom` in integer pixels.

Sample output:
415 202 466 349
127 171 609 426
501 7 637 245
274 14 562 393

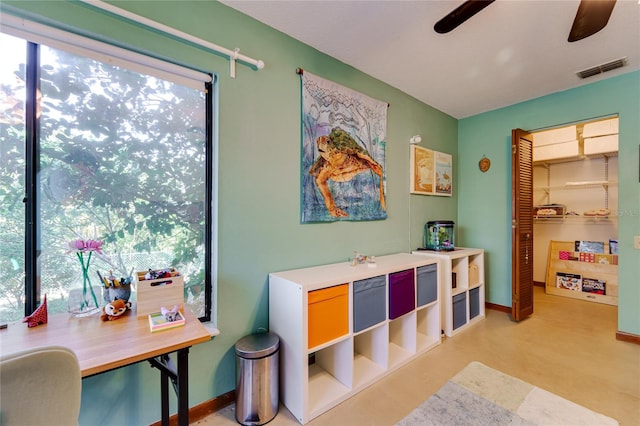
235 333 280 426
452 293 467 330
417 264 438 307
469 287 480 319
353 275 386 332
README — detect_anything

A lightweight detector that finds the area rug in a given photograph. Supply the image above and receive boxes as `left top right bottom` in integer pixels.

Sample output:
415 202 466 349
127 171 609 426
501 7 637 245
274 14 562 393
397 361 618 426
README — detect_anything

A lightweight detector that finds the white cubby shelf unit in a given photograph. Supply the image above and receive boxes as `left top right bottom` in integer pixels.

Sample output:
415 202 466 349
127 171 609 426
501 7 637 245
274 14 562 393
269 253 441 424
413 248 485 337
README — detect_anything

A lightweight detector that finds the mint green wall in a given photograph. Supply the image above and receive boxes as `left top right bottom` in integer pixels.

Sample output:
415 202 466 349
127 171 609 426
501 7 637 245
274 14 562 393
5 3 637 424
2 2 457 425
459 71 640 335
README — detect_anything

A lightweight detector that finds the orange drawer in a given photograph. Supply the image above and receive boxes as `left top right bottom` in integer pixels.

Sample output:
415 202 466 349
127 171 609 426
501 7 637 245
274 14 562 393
308 284 348 349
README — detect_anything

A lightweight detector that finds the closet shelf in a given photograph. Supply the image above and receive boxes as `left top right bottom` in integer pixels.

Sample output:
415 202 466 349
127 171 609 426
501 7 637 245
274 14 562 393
534 215 617 222
535 181 617 192
565 180 616 188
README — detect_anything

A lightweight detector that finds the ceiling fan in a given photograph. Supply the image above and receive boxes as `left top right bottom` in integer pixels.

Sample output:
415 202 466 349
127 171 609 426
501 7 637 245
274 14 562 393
434 0 617 42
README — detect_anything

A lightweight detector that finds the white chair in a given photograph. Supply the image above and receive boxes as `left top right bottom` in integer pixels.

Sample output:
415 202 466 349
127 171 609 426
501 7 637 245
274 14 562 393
0 345 82 426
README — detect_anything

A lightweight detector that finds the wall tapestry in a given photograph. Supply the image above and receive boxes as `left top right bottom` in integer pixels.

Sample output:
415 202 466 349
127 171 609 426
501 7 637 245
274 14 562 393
410 145 452 196
300 70 388 223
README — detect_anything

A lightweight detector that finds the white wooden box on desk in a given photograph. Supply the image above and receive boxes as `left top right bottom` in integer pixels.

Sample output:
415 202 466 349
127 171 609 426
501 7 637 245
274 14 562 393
269 253 441 425
412 248 485 337
135 273 184 317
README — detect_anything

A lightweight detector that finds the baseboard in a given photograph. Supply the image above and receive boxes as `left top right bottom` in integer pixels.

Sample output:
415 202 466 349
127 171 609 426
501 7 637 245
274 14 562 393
149 389 235 426
149 313 638 426
616 331 640 345
485 302 511 314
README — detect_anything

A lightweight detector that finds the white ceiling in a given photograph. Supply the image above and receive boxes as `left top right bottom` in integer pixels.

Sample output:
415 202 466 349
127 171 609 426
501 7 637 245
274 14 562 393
221 0 640 118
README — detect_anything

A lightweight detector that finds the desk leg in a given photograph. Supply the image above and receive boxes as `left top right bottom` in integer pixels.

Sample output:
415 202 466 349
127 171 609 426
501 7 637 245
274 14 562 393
150 349 190 426
176 348 189 426
161 367 170 426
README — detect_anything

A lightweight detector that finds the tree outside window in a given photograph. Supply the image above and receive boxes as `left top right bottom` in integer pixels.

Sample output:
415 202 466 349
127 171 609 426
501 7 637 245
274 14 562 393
0 33 211 323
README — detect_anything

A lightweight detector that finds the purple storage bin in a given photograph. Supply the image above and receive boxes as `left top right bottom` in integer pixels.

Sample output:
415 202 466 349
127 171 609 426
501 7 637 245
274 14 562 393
389 269 415 319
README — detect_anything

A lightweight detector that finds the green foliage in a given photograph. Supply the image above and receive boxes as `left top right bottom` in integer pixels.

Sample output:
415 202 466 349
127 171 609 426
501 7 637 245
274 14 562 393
0 37 208 321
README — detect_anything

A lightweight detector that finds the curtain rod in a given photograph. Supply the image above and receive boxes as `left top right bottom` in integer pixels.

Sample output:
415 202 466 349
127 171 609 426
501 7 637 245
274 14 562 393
1 13 212 89
80 0 264 78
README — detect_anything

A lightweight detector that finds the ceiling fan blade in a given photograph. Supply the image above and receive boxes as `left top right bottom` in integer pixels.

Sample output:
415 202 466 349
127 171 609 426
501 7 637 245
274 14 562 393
568 0 616 42
434 0 495 34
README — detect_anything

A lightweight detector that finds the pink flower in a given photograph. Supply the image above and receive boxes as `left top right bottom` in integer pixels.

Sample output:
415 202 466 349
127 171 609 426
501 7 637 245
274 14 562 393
84 239 103 253
67 238 103 254
67 239 86 253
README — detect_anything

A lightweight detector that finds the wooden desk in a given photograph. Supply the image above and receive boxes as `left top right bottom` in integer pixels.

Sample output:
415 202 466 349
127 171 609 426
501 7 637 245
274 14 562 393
0 309 211 426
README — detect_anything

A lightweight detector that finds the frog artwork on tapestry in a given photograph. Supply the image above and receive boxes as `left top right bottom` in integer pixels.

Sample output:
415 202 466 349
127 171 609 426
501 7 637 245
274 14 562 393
300 70 388 223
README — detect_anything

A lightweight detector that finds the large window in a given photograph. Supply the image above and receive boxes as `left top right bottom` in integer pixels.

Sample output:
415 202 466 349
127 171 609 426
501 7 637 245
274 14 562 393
0 31 213 323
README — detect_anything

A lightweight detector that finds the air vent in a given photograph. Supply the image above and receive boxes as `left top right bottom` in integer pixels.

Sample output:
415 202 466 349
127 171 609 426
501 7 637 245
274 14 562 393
577 57 627 79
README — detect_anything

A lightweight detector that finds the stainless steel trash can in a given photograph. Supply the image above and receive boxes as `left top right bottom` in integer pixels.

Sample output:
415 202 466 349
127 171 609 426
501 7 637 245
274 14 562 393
235 332 279 425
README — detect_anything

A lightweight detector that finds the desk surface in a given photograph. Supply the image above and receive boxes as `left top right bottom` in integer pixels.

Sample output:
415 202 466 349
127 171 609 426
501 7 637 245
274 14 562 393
0 309 211 377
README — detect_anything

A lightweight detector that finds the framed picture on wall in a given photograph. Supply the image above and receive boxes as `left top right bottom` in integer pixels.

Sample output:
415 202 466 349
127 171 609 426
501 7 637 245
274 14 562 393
410 145 453 196
434 151 453 196
410 145 435 195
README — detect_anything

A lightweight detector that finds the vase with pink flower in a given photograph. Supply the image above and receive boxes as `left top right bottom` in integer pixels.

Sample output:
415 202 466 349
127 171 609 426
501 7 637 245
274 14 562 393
67 238 103 317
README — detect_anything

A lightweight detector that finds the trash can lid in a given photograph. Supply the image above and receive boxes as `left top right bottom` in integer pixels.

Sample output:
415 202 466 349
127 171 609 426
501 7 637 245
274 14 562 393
235 332 279 359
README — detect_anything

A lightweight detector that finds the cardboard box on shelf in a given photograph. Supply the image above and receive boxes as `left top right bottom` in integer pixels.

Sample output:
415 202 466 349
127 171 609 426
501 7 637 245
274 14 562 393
534 204 566 217
469 264 479 286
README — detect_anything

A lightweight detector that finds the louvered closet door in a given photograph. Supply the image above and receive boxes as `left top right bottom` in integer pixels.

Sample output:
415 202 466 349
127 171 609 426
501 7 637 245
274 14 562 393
511 128 534 321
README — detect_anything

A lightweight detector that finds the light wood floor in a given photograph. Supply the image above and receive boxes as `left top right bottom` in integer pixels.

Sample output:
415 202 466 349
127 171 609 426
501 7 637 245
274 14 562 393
196 287 640 425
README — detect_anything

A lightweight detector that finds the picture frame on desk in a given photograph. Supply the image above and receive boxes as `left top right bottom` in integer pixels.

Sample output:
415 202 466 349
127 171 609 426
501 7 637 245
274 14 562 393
148 310 186 332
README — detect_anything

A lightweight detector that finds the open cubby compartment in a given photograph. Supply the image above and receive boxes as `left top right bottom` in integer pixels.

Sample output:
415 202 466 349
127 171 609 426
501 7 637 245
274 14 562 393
416 303 440 352
451 256 469 291
468 253 484 287
388 312 416 369
352 323 388 389
308 338 353 418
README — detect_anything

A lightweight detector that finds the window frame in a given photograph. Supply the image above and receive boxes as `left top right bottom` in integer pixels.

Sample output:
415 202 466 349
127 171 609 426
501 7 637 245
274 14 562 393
4 30 215 322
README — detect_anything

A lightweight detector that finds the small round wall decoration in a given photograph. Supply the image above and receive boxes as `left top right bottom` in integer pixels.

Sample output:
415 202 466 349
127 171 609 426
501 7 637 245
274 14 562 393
479 156 491 173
